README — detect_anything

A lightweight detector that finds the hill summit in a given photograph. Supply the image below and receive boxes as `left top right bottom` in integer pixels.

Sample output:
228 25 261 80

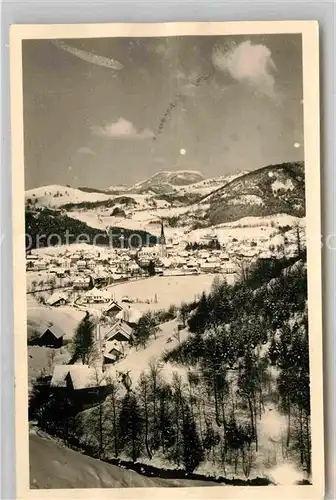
200 162 305 225
132 170 204 193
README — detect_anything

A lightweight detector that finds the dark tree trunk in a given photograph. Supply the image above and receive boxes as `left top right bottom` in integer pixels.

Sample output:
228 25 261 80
286 398 291 448
98 401 103 458
213 376 221 427
112 397 118 457
144 389 152 459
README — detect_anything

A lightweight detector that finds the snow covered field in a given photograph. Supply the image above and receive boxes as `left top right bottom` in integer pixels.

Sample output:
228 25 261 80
28 346 71 389
107 274 224 312
68 205 190 236
27 305 85 341
105 319 189 384
25 185 116 208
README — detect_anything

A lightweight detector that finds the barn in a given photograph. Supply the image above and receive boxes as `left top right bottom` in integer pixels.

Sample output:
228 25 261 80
105 321 133 343
35 325 65 348
104 300 123 319
50 365 110 408
46 292 68 307
103 347 123 365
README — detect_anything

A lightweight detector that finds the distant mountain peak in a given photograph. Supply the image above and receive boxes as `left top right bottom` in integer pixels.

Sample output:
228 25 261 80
131 170 205 194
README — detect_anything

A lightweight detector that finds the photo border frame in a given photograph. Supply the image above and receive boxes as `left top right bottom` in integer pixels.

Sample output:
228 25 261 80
9 19 324 500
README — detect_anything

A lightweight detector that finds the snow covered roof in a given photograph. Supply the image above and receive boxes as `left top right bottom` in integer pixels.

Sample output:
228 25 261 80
106 321 133 340
104 350 121 361
46 292 67 305
41 324 65 339
115 307 141 325
50 365 107 390
200 262 219 268
85 287 111 299
74 277 91 283
104 300 123 313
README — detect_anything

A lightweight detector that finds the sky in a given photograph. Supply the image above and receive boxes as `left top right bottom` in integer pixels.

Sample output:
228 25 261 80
22 34 304 190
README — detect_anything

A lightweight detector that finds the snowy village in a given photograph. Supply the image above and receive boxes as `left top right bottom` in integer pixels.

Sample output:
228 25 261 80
21 31 312 490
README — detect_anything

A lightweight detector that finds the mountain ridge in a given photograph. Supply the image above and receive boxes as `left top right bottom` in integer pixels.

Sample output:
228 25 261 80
196 161 305 226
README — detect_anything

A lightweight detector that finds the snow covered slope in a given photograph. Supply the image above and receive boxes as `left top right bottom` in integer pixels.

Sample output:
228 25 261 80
197 162 305 225
176 171 249 196
30 431 218 488
26 185 116 209
105 319 189 385
131 170 204 193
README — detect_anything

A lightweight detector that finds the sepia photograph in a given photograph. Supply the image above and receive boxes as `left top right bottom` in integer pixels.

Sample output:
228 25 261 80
10 21 323 499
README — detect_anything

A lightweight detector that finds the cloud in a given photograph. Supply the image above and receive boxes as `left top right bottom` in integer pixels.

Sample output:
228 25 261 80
77 146 96 155
91 118 154 139
51 40 123 70
212 41 277 99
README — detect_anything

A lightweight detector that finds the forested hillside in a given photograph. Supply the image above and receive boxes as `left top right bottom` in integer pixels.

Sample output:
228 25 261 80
25 208 157 249
29 251 310 484
200 162 305 225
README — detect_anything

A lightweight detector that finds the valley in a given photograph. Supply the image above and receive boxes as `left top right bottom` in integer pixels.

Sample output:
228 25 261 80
26 164 309 489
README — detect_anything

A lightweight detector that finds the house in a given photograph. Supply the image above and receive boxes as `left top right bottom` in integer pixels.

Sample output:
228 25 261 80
121 295 133 304
93 269 111 287
55 268 67 278
26 253 39 262
77 259 87 271
34 325 65 348
50 365 111 407
115 306 141 327
105 321 133 343
26 253 39 270
103 300 123 318
50 365 107 391
73 276 91 289
35 262 47 271
200 262 221 273
220 262 237 274
84 287 111 304
26 261 35 271
103 346 123 365
46 292 68 307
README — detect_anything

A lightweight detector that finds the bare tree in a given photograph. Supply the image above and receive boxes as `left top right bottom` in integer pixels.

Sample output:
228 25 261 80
105 376 120 457
138 372 152 459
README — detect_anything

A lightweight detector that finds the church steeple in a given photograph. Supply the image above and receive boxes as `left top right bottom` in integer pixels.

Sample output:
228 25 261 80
160 218 166 244
160 218 167 258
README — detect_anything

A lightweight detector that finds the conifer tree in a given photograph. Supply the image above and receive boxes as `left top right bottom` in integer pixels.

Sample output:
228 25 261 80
71 312 96 365
118 392 144 462
188 291 209 334
181 405 204 473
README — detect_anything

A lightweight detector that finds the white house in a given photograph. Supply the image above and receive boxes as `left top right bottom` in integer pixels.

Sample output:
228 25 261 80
84 287 111 304
200 262 220 273
77 259 87 271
